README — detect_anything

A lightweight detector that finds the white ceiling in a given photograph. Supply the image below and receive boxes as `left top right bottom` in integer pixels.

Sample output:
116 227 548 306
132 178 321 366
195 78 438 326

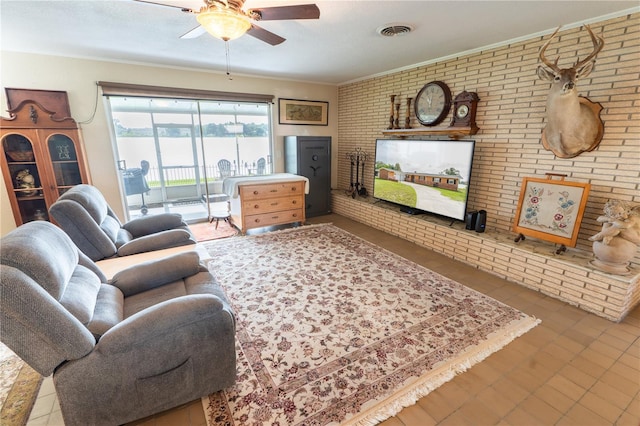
1 1 638 85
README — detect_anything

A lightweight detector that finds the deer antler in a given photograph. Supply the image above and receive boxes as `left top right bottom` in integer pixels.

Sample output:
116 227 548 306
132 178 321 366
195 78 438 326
574 25 605 69
538 26 562 73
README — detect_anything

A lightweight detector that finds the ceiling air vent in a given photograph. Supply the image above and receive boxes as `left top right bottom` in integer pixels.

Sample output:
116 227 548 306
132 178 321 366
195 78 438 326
377 24 413 37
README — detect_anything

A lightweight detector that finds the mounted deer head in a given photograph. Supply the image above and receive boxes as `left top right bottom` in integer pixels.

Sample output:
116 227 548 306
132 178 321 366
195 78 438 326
536 25 605 158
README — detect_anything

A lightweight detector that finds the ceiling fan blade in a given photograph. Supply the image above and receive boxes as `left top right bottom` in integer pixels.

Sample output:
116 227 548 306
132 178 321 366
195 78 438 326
133 0 195 12
181 25 207 39
250 4 320 21
247 24 286 46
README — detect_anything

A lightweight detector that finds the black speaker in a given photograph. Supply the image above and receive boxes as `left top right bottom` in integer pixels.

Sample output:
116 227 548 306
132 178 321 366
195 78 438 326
475 210 487 233
465 211 477 230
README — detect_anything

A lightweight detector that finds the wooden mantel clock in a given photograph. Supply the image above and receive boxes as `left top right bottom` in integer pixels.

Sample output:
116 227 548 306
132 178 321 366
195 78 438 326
450 91 479 133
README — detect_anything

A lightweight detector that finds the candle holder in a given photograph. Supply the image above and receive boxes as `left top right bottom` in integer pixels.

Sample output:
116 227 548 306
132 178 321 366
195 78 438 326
394 103 401 129
404 97 412 129
388 95 396 129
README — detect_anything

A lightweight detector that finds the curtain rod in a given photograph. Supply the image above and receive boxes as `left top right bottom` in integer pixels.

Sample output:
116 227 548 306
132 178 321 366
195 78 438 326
97 81 274 104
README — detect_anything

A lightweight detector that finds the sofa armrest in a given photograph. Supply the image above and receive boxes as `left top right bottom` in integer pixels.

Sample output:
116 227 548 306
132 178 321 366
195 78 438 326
96 294 233 354
122 213 185 238
109 251 202 296
116 229 194 257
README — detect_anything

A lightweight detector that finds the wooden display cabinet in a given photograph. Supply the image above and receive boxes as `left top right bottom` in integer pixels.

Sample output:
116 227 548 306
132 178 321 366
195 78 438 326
1 99 91 226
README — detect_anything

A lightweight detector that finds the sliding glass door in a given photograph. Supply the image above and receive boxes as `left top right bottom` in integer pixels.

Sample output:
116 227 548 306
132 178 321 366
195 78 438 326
154 123 201 202
106 96 272 221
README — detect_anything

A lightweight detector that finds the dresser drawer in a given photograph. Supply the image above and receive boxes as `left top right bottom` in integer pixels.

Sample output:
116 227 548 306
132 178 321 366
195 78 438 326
242 195 302 215
239 181 304 201
244 208 304 229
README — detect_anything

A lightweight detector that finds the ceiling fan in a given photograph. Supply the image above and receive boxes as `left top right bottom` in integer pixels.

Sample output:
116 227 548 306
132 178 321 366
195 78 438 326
135 0 320 45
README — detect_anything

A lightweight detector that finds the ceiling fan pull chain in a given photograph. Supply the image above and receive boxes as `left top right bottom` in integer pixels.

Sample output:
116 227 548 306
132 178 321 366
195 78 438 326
225 40 233 80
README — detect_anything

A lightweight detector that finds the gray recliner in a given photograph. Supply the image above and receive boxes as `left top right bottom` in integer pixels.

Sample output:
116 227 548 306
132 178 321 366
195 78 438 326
49 184 196 261
0 221 236 426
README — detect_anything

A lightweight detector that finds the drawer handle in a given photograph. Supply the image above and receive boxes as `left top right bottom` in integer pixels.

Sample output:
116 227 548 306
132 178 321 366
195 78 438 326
270 189 278 193
271 216 279 219
254 219 260 223
292 200 297 205
254 204 260 209
292 213 298 217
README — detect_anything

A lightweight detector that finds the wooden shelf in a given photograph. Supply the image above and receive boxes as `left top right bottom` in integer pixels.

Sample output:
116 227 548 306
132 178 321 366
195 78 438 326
381 125 478 139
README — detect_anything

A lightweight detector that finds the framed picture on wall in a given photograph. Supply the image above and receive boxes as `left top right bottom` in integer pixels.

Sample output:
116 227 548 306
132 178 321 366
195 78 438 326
278 98 328 126
513 174 591 248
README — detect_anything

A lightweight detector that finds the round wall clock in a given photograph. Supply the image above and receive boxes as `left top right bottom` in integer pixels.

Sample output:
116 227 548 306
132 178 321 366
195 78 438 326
414 81 452 126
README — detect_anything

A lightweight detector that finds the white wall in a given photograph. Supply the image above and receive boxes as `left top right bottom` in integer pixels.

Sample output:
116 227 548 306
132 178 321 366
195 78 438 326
0 51 338 235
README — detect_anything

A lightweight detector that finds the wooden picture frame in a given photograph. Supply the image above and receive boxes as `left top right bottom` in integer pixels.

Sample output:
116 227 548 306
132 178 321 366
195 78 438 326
278 98 328 126
513 174 591 248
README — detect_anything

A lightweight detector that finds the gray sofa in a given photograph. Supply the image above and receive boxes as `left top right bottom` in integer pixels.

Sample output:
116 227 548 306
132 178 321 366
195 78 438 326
0 221 236 426
49 184 196 261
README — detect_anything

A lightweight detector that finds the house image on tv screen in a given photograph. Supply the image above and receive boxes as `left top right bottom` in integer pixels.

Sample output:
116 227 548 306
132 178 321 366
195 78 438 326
378 168 461 191
404 172 460 191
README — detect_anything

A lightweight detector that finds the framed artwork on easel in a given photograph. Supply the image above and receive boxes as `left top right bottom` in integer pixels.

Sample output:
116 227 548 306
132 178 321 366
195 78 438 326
513 174 591 250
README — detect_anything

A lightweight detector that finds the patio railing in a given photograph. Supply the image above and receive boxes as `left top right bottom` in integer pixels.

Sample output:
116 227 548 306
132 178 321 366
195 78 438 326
143 160 271 187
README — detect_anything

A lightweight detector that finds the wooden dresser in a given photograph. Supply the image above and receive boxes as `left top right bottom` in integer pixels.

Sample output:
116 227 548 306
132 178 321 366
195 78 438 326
230 179 306 233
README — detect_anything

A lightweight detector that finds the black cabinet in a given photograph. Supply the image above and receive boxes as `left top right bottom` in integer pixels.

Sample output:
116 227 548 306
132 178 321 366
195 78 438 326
284 136 331 217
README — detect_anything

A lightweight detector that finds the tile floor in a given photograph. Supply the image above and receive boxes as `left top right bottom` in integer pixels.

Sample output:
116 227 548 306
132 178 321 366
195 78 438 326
26 213 639 425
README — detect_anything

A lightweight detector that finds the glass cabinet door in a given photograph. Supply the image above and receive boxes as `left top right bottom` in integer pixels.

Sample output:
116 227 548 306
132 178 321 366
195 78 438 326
2 133 49 222
48 133 82 195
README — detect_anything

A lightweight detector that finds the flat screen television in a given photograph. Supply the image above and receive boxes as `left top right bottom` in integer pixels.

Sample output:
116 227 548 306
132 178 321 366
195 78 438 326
374 139 475 221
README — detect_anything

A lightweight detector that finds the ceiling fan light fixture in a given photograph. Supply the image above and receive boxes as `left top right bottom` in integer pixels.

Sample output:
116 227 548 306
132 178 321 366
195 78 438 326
196 7 252 41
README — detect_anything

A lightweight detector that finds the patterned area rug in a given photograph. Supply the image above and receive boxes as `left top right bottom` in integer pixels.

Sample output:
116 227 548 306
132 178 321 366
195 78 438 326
0 343 42 426
202 224 540 425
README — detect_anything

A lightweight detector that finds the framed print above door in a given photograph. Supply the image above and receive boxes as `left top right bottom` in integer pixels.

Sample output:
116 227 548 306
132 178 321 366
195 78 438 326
278 98 328 126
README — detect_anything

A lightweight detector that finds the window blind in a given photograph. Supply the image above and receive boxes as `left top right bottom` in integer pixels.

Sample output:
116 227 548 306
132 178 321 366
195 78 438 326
97 81 274 104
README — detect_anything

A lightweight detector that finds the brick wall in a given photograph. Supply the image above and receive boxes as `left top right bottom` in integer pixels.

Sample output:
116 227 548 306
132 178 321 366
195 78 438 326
337 13 640 265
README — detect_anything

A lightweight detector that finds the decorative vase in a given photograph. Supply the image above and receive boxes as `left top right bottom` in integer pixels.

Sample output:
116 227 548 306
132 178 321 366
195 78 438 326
591 238 637 275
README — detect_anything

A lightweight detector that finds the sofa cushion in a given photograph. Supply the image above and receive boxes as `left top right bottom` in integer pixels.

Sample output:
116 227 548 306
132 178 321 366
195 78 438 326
100 215 123 245
59 265 102 325
115 228 133 248
87 284 124 340
123 280 186 318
